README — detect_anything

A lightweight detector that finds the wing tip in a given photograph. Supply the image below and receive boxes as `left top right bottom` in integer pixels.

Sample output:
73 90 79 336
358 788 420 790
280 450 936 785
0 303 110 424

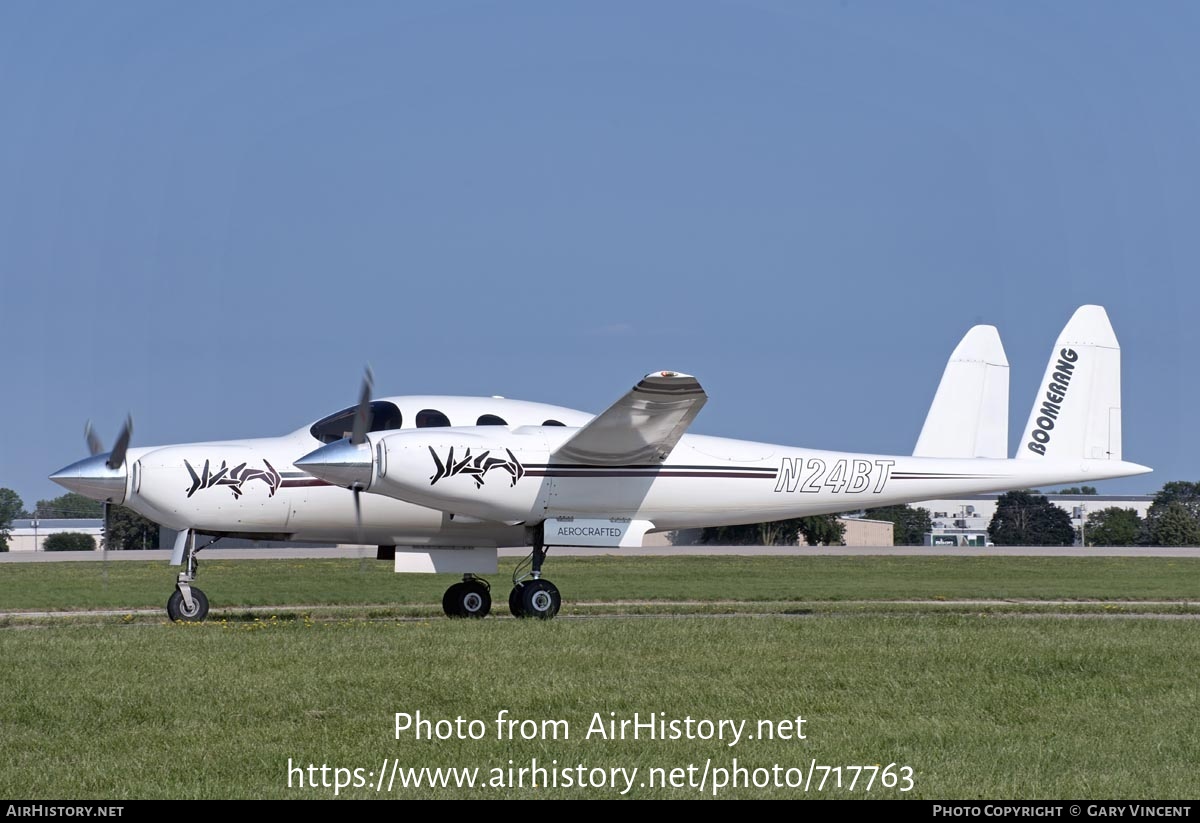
637 371 704 396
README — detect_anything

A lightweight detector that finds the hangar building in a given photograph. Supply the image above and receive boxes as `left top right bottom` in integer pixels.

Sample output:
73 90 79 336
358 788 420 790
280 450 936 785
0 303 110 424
5 519 104 552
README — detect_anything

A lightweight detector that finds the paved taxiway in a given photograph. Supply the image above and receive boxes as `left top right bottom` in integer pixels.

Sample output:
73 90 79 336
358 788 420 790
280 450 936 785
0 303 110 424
3 545 1200 563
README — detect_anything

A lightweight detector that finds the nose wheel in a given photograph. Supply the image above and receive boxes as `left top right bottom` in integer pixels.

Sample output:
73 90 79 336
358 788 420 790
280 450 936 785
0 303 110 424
167 587 209 622
167 530 214 622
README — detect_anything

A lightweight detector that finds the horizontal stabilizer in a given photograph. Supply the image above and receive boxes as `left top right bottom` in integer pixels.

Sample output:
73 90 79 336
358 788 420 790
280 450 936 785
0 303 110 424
1017 305 1122 461
914 325 1009 459
551 371 706 465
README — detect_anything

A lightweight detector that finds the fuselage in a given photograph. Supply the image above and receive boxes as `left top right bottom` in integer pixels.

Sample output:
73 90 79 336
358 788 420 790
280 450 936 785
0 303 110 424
53 394 1152 547
323 424 1152 533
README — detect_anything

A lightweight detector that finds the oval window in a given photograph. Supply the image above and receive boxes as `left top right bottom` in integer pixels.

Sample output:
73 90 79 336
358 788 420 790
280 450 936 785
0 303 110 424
477 414 507 426
416 409 451 428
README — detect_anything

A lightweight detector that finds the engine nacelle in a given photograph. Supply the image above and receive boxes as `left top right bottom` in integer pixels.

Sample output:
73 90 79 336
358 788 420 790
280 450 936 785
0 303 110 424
134 444 294 530
371 428 553 523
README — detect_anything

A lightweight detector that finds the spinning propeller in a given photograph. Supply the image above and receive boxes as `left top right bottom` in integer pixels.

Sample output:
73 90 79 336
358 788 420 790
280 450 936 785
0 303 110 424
292 366 384 552
84 416 133 469
349 367 374 547
78 416 133 558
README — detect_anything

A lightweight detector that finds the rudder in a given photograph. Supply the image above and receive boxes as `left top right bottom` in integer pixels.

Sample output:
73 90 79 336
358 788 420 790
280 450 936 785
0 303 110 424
1017 305 1122 461
914 324 1009 459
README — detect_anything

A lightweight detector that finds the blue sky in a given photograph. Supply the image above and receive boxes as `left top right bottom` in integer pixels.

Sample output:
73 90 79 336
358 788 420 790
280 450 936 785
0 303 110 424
1 1 1197 506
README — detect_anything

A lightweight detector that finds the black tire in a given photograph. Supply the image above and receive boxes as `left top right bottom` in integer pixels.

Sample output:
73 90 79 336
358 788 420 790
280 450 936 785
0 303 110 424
442 583 466 618
448 579 491 619
519 579 561 620
509 583 525 618
167 587 209 622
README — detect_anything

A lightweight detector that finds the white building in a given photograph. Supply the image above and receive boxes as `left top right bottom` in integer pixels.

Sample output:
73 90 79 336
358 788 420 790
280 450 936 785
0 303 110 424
5 519 103 552
913 493 1153 546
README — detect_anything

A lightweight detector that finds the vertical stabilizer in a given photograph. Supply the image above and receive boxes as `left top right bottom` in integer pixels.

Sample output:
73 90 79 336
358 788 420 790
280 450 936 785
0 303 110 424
1016 305 1122 461
914 325 1009 458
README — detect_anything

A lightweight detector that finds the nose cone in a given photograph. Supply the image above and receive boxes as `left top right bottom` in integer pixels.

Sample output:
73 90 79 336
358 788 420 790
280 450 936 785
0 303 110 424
295 438 375 490
49 454 128 503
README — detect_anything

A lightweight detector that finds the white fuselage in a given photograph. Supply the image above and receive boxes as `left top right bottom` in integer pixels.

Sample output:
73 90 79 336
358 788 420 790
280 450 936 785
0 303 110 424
355 424 1151 534
68 394 1150 548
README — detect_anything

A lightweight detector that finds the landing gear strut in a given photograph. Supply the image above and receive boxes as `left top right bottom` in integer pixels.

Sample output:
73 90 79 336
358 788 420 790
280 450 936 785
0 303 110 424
442 575 491 618
167 530 212 623
509 525 561 620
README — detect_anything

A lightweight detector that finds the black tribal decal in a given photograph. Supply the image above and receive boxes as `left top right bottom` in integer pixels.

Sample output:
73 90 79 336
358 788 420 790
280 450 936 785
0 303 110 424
428 446 525 489
185 458 282 499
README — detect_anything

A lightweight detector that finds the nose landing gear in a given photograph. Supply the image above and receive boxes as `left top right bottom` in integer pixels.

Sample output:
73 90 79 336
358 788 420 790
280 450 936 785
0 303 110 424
167 530 212 622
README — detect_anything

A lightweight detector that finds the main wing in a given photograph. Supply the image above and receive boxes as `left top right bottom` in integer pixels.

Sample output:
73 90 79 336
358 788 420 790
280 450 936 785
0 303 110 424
551 371 707 465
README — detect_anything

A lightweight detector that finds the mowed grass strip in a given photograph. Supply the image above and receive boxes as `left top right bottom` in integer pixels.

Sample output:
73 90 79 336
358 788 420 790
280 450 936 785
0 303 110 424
2 555 1200 612
5 601 1200 630
0 616 1197 799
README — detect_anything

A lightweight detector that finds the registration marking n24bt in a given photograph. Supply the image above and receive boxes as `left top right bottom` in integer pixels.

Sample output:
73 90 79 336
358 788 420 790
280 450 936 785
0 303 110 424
774 458 895 494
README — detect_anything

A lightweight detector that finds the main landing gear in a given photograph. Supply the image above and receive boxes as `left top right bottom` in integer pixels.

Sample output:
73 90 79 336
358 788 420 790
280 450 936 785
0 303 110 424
437 525 561 620
166 530 213 623
509 526 560 620
442 575 492 618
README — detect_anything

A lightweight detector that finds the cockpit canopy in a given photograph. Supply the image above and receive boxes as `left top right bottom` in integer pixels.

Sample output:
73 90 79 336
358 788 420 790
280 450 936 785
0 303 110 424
308 399 580 443
309 401 404 444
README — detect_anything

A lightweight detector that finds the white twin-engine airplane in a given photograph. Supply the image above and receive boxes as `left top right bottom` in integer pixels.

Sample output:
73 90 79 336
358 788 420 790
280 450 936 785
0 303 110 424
51 305 1149 622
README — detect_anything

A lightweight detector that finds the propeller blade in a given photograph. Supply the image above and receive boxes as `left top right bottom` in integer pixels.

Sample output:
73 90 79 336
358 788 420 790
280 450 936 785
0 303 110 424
350 366 374 446
107 416 133 470
101 501 109 580
353 487 364 548
85 421 104 456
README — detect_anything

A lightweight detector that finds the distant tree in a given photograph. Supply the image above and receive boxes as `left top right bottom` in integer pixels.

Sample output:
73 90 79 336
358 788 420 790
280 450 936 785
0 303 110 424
698 519 804 546
667 528 705 546
1140 482 1200 546
1055 486 1098 495
691 515 846 546
0 488 23 552
1083 507 1142 546
1150 481 1200 516
988 491 1075 546
796 515 845 546
43 532 97 552
757 519 796 546
696 522 768 545
35 493 103 519
1143 502 1200 547
105 506 162 550
863 505 932 546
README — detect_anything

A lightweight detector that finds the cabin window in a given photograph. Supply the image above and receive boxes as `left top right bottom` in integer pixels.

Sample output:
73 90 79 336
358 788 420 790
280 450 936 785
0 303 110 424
543 419 565 426
416 409 451 428
477 414 507 426
309 401 403 444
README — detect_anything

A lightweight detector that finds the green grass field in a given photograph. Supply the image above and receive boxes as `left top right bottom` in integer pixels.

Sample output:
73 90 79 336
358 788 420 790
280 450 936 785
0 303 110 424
2 556 1199 799
2 555 1200 612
